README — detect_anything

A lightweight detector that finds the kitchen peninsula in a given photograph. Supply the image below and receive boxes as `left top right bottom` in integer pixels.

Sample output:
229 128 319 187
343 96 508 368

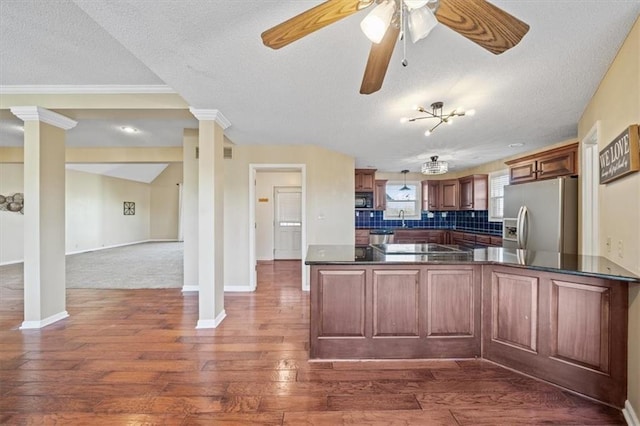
306 244 639 407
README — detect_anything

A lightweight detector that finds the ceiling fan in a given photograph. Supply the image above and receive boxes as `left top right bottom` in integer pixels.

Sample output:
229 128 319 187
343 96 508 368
261 0 529 94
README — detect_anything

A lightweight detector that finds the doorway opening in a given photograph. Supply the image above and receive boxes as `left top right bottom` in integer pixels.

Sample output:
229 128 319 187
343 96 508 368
249 164 306 291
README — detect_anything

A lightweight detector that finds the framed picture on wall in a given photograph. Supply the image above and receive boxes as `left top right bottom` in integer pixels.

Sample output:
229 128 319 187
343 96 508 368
123 201 135 215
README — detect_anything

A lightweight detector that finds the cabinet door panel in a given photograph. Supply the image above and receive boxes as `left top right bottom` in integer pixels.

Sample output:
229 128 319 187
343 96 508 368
509 161 538 184
427 269 474 337
372 270 420 336
550 280 610 372
459 177 473 209
440 180 459 210
318 270 366 337
491 271 538 352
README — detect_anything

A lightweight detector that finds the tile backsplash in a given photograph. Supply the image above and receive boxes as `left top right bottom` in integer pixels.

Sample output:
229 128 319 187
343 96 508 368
355 210 502 236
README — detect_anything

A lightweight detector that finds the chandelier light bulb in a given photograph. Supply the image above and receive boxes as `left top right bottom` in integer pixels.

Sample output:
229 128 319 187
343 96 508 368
403 0 429 9
424 129 432 136
466 109 476 116
400 117 409 123
446 118 453 125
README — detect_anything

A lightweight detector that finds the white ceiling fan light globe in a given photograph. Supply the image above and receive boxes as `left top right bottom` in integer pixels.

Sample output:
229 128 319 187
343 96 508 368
360 0 396 44
408 6 438 43
403 0 429 10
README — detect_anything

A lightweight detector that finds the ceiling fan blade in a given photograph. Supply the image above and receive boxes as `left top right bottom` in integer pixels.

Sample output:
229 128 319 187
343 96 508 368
360 25 400 95
435 0 530 55
262 0 367 50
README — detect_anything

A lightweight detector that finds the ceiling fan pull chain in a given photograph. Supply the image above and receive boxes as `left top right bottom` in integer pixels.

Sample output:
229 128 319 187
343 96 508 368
401 1 408 67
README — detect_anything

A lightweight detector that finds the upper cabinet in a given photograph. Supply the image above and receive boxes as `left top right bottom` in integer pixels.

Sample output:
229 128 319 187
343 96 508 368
355 168 376 191
422 179 459 211
374 180 387 211
459 174 488 210
505 142 579 185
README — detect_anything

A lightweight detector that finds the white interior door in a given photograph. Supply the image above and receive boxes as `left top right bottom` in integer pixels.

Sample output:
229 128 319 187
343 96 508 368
274 187 302 260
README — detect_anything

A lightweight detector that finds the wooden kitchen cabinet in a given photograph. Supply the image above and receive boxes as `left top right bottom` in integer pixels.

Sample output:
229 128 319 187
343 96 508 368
459 174 488 210
355 229 370 246
394 229 446 244
422 179 459 211
482 265 628 407
421 180 440 211
355 169 376 191
505 142 578 185
374 180 387 210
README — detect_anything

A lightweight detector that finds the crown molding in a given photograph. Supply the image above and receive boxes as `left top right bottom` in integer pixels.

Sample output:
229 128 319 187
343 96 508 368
10 106 78 130
0 85 175 94
189 108 231 130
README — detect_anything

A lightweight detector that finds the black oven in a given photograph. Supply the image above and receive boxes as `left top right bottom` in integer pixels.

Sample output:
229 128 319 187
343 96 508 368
355 192 373 209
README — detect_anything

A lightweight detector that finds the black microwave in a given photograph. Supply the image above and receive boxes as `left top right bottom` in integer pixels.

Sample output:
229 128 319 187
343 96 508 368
355 192 373 209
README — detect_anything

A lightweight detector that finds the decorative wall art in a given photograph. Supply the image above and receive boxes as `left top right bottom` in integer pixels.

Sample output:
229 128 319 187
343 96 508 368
0 193 24 214
599 124 640 184
123 201 135 215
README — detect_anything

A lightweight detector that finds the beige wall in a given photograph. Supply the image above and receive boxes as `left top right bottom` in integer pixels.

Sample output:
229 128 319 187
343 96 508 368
150 163 182 240
223 144 354 288
578 16 640 414
0 163 24 263
0 164 165 264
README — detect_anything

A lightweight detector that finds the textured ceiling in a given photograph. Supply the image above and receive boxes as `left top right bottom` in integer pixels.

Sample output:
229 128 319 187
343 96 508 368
1 0 639 174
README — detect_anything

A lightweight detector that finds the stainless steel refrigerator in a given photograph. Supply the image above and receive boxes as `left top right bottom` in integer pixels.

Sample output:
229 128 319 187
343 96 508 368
502 177 578 253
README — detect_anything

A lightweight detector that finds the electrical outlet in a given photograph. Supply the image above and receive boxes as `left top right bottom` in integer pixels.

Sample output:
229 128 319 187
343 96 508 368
606 237 611 253
427 212 434 218
369 212 374 218
618 240 624 258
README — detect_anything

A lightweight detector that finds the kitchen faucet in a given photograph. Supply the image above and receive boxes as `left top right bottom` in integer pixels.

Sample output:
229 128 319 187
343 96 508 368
399 210 406 228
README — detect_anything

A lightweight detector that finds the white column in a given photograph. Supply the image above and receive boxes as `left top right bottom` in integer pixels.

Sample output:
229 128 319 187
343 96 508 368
10 106 77 329
182 129 199 292
189 108 230 328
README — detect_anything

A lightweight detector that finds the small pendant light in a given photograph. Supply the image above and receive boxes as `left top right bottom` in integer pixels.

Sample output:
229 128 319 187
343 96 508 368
400 169 410 190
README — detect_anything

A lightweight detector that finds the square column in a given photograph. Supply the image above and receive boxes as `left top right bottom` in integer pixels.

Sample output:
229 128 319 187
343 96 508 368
189 108 230 328
11 106 77 329
182 129 199 292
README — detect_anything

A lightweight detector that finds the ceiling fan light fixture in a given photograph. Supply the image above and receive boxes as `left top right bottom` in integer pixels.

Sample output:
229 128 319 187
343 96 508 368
360 0 396 44
403 0 429 10
407 5 438 43
421 156 448 175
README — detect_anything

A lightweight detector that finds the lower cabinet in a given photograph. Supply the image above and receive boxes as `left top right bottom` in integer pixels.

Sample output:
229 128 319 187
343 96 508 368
394 229 446 244
482 265 627 407
310 264 482 359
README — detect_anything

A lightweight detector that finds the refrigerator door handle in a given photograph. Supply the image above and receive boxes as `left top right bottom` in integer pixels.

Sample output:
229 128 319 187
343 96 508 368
516 206 524 249
521 206 529 249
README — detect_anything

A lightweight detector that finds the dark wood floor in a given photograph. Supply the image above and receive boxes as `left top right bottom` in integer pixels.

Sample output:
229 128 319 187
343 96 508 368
0 260 626 425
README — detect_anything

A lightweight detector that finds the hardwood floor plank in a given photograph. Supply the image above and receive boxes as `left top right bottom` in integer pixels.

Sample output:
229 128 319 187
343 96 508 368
259 395 329 412
99 371 164 383
331 360 460 370
0 396 96 412
7 382 163 398
0 412 187 425
94 396 261 414
416 390 574 409
328 394 421 411
451 407 626 425
283 409 459 425
160 369 298 383
160 383 229 397
202 359 332 371
79 359 199 372
184 412 285 425
297 369 435 382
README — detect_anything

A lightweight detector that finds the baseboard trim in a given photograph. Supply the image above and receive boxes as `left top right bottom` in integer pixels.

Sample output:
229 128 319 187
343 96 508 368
181 285 199 292
195 310 227 329
0 259 22 266
624 400 639 426
20 311 69 329
224 285 254 292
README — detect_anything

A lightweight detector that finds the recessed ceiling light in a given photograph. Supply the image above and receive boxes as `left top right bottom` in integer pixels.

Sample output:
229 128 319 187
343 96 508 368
508 143 524 148
120 126 138 133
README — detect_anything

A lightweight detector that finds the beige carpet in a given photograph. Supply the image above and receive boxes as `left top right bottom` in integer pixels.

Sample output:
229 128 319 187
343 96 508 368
0 242 183 289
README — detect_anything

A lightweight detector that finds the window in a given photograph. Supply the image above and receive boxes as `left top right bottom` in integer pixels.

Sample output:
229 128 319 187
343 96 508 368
384 181 422 220
488 170 509 222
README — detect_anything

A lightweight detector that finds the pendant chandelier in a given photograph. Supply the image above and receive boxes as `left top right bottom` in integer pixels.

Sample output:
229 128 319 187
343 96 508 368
400 169 410 190
401 101 475 136
421 156 448 175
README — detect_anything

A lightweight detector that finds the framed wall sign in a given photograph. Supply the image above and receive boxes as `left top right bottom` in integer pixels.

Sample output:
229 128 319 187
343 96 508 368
123 201 135 215
599 124 639 184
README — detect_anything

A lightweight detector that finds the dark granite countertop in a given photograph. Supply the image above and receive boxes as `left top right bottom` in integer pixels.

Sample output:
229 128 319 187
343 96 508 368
305 244 640 283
